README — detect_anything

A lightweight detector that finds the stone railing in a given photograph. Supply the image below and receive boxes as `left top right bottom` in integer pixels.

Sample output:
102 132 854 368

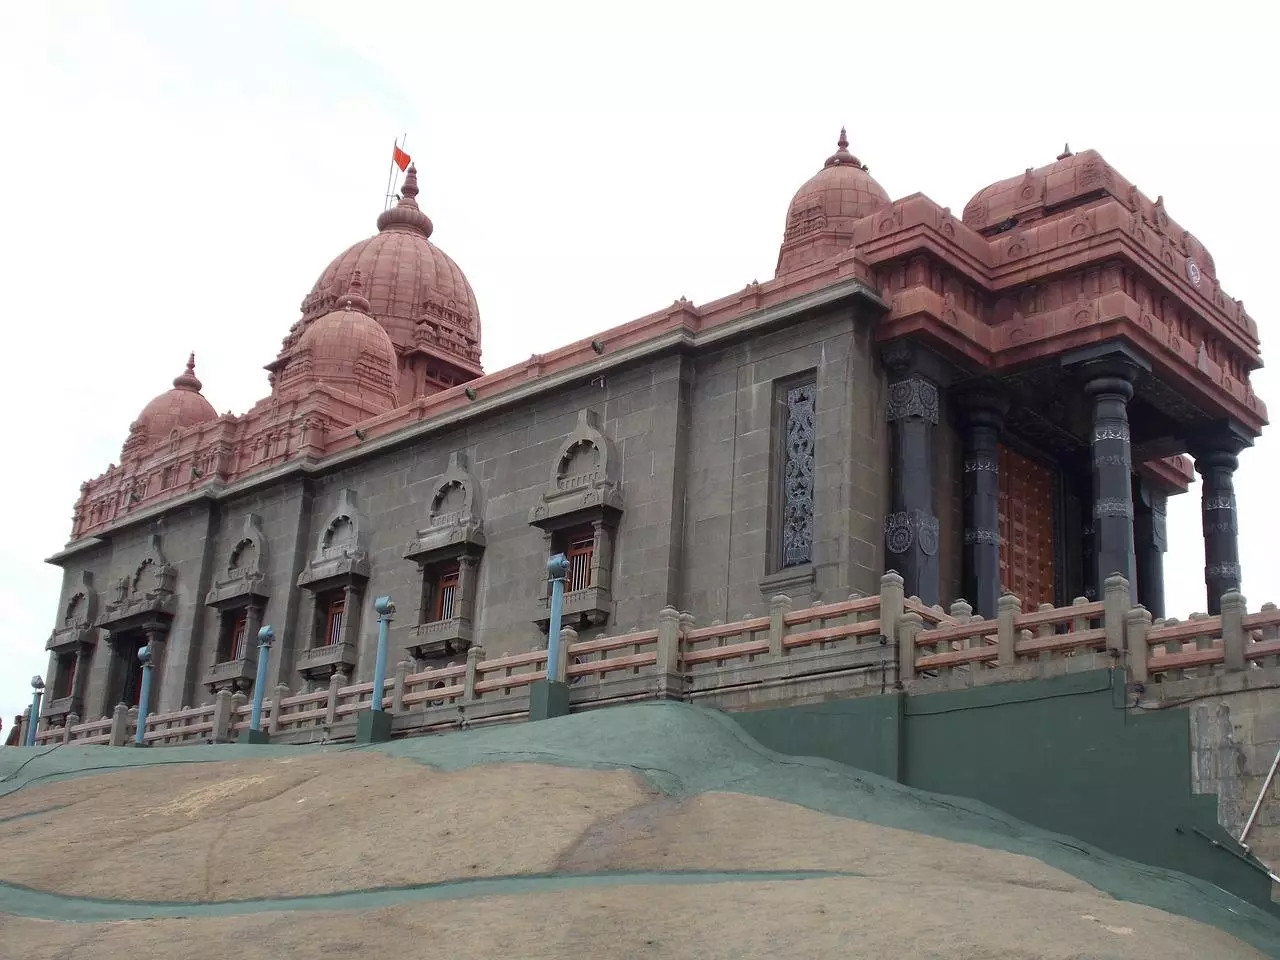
898 575 1127 689
1128 592 1280 683
18 573 1280 748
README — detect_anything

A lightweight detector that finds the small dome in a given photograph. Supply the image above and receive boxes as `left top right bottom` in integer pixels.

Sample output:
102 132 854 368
283 273 398 409
296 164 481 382
776 128 890 276
131 354 217 441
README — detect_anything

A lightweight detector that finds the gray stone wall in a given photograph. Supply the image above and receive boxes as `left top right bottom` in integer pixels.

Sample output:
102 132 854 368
1178 670 1280 876
46 295 975 713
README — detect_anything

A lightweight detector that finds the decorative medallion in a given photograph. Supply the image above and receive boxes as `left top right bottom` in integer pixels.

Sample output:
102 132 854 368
1187 260 1202 286
918 514 940 558
886 378 939 424
884 512 914 554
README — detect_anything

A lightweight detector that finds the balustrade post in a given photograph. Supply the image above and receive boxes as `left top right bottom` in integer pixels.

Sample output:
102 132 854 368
108 703 129 747
768 595 793 658
1125 607 1152 684
997 593 1020 667
897 611 924 684
212 689 234 743
269 684 289 735
655 606 683 701
1103 574 1130 658
464 645 483 702
63 713 78 744
878 572 904 661
1221 589 1248 673
392 661 409 713
324 671 342 726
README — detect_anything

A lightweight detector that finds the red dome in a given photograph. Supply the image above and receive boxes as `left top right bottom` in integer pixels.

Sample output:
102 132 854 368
776 129 890 276
131 354 217 441
280 274 398 410
296 165 481 378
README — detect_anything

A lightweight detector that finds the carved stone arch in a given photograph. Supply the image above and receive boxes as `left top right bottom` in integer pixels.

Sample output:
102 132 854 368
316 489 365 557
547 409 620 491
206 513 270 608
49 570 99 653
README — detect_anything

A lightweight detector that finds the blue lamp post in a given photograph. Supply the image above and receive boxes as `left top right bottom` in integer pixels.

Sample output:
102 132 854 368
249 625 274 731
370 596 396 712
545 553 570 682
133 645 154 747
24 676 45 747
531 553 571 721
355 595 396 743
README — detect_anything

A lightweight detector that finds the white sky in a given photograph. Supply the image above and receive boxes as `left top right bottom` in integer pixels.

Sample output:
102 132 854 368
0 0 1276 726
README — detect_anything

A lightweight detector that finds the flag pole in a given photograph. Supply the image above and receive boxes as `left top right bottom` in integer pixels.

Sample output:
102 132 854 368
384 132 408 210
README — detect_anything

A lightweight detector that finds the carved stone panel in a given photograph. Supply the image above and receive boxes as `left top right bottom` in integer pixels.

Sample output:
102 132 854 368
403 452 487 565
781 382 816 568
528 409 624 530
206 513 270 608
298 489 371 590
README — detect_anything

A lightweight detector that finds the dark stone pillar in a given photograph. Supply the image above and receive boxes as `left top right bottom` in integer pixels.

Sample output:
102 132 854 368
1080 356 1141 601
1193 423 1251 615
957 387 1008 619
1133 480 1167 619
883 345 940 606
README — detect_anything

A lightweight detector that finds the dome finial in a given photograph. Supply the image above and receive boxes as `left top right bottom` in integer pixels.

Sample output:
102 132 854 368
401 163 420 200
376 163 433 238
337 270 372 314
173 353 202 392
1057 143 1073 161
824 126 864 171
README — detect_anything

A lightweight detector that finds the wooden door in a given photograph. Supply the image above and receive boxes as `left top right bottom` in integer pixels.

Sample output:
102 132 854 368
998 445 1056 610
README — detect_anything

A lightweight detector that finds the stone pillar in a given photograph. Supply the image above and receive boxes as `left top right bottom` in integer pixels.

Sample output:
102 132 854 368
883 345 940 607
1133 480 1167 620
243 603 264 660
956 387 1008 619
1193 423 1251 615
457 554 480 623
1079 354 1142 601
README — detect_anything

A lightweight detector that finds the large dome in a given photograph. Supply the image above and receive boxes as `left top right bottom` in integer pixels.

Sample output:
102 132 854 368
131 354 217 442
775 129 890 276
293 164 482 385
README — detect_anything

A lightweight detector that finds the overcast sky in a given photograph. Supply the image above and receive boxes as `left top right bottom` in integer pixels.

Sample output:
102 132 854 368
0 0 1275 726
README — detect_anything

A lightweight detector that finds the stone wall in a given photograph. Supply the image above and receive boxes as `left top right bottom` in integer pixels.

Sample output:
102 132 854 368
1158 669 1280 881
50 293 952 714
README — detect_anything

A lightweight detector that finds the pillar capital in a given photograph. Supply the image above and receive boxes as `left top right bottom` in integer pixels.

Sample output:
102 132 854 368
953 381 1010 427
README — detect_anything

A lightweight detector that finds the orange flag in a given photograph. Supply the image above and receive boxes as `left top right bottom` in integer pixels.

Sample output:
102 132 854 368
393 144 411 171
